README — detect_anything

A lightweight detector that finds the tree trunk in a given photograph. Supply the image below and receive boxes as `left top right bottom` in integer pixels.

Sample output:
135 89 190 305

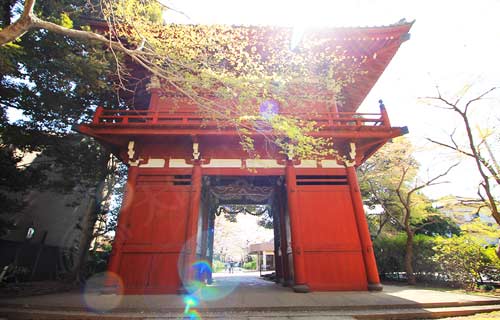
405 230 416 285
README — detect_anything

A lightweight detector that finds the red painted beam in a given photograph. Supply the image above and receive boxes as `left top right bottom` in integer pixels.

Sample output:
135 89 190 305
77 126 405 139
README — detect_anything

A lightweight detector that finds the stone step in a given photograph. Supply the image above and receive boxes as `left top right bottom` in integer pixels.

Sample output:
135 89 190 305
1 298 499 314
1 304 499 319
353 304 500 319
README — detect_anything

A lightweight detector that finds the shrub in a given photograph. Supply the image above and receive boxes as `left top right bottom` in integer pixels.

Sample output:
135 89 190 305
243 260 257 270
433 235 500 290
479 284 495 291
212 260 225 272
373 234 406 275
373 233 439 280
483 247 500 282
413 234 440 280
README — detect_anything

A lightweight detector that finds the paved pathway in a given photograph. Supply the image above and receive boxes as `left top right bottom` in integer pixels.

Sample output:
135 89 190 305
0 273 499 319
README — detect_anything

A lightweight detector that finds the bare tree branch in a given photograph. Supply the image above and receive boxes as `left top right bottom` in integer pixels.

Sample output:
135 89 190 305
407 163 459 198
427 86 500 230
367 180 405 230
0 0 36 44
463 87 498 114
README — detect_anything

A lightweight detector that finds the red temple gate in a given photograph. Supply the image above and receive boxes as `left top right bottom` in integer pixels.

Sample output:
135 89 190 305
77 21 413 294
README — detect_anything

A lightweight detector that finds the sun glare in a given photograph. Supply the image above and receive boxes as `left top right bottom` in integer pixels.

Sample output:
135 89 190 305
162 0 411 27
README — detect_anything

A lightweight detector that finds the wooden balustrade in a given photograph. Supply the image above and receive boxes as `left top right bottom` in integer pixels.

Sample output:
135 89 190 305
91 108 390 130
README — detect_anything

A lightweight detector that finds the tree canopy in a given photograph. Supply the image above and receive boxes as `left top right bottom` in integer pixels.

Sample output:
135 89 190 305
1 0 365 161
359 137 458 284
0 0 124 279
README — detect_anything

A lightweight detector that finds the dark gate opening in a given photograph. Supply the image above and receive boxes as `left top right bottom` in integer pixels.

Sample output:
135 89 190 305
196 176 292 287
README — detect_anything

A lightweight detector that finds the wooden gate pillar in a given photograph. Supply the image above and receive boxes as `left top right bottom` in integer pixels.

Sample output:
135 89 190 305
200 199 210 261
183 161 202 283
272 200 282 282
107 166 138 277
346 166 383 291
277 185 290 286
207 210 215 266
285 160 309 293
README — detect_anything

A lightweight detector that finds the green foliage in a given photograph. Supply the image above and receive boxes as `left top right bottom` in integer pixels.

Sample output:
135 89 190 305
99 2 362 158
433 235 500 290
58 12 74 29
483 247 500 282
0 1 127 283
1 1 121 133
358 137 416 229
373 233 439 278
412 234 440 276
373 234 405 274
478 284 495 291
359 138 452 236
85 250 110 276
243 260 257 270
359 137 459 285
374 233 500 288
2 12 118 218
212 259 225 273
414 213 461 237
460 219 500 240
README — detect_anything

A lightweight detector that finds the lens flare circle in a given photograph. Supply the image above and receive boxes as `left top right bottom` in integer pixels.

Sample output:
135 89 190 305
82 271 123 313
178 235 241 302
183 295 199 310
259 99 279 119
183 309 202 319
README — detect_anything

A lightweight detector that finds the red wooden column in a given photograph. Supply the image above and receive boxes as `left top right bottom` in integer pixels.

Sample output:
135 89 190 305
346 165 383 291
104 166 139 290
285 160 309 293
106 166 138 286
183 161 202 284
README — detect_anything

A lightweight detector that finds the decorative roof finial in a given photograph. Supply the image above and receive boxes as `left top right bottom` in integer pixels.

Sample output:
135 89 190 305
378 99 385 109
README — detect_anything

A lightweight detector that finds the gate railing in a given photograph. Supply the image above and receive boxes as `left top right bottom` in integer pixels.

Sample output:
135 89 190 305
91 106 391 129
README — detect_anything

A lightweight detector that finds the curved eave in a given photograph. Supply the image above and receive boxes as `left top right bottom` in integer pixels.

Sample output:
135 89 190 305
332 22 414 112
76 122 406 166
84 19 413 112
